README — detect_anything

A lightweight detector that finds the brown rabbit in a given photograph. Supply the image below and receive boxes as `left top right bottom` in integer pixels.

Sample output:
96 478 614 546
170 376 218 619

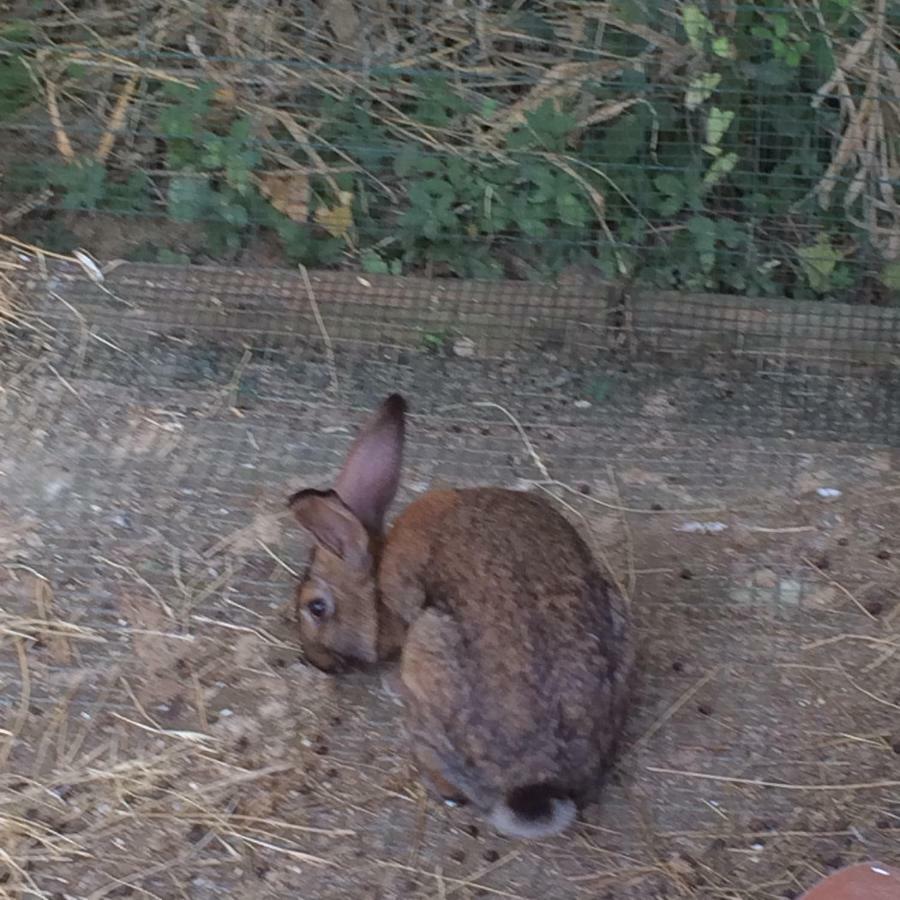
289 395 633 838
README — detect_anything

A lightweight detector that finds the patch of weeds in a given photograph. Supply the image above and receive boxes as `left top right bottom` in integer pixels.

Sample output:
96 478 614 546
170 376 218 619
156 248 192 266
155 82 348 264
2 0 890 304
310 0 877 299
17 218 79 254
421 329 451 354
0 21 36 119
45 160 151 213
361 248 401 275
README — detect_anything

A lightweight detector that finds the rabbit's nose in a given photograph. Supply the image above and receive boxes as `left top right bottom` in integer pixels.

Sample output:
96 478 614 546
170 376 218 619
301 644 346 674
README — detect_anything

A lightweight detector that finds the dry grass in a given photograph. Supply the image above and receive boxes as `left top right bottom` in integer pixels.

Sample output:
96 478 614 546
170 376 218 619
0 379 898 896
1 0 689 262
813 0 900 261
0 243 30 329
2 1 897 289
0 558 349 897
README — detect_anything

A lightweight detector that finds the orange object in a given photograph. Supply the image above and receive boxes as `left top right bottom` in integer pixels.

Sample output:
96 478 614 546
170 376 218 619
800 862 900 899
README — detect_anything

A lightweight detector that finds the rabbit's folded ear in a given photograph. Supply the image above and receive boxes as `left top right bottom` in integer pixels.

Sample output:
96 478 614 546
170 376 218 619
289 489 371 571
334 394 406 532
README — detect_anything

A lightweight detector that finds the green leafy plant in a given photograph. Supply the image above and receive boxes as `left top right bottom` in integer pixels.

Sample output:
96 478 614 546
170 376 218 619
156 81 342 262
797 234 845 294
881 261 900 292
157 85 258 255
178 0 885 300
421 329 451 353
44 159 150 213
0 21 36 119
751 12 811 69
361 248 402 275
1 0 889 305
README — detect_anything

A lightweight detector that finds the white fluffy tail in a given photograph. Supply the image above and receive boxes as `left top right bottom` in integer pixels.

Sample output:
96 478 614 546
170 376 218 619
488 785 577 839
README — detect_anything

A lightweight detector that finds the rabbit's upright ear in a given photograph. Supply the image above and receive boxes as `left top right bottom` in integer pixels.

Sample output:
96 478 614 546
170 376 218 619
289 489 371 571
334 394 406 532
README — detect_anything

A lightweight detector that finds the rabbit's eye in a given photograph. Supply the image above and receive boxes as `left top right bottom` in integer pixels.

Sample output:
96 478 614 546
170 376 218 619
307 598 329 619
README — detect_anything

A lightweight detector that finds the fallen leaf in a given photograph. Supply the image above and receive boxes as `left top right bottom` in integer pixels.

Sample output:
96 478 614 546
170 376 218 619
797 234 842 293
258 170 310 223
315 190 354 238
214 85 237 106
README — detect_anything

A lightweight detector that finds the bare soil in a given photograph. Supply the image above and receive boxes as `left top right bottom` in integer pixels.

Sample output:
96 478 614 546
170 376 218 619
0 263 898 899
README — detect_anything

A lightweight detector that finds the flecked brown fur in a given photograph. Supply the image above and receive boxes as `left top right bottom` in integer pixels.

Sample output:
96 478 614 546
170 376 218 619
289 396 634 835
383 488 633 814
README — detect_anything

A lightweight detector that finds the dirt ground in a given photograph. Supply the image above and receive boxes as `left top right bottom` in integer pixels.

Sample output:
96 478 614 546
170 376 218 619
0 261 898 899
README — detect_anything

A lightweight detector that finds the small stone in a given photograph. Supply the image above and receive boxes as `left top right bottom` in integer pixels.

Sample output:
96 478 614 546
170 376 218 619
452 337 476 358
753 568 778 589
778 579 802 606
573 399 592 409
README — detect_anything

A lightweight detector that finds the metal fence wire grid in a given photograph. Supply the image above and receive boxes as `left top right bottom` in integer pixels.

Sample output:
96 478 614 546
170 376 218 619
0 2 899 899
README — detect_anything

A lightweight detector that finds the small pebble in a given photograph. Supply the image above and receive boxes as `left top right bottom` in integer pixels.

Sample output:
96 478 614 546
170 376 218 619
675 521 727 534
753 568 778 589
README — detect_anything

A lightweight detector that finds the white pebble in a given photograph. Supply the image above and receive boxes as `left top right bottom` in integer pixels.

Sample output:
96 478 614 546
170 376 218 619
675 521 728 534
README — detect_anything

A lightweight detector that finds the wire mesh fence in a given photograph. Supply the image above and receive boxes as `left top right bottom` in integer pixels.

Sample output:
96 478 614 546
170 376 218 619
1 257 899 897
1 3 900 898
1 1 898 303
